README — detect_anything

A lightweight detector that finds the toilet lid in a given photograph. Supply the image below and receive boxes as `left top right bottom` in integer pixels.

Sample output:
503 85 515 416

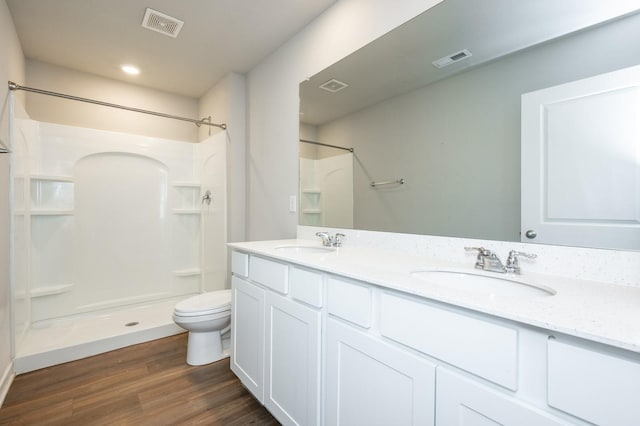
174 290 232 316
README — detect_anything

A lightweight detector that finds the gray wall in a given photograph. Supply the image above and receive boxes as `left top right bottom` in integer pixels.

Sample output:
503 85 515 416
26 60 200 142
246 0 442 240
317 12 640 241
199 72 248 244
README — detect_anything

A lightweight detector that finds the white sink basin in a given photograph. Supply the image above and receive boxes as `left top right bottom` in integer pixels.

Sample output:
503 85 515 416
274 245 335 254
410 269 555 297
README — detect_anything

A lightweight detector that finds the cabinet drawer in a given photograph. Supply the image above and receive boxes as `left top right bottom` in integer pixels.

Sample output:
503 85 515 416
547 339 640 426
380 292 518 390
290 267 323 308
249 256 289 294
231 251 249 277
327 277 372 328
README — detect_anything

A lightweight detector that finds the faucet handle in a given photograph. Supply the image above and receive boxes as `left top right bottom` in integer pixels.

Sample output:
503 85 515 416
465 246 487 253
508 250 537 260
334 233 346 247
316 231 331 246
505 250 537 274
464 246 491 269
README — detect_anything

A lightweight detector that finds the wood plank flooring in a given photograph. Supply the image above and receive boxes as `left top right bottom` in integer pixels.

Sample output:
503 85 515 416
0 333 279 425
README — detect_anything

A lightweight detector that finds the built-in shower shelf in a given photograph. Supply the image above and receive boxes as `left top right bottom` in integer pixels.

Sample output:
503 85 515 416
30 175 74 182
31 210 74 216
302 189 321 194
172 209 201 215
172 182 201 188
30 284 74 298
303 209 322 214
173 268 201 277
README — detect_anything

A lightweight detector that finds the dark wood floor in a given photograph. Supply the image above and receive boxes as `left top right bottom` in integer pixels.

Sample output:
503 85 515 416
0 334 279 425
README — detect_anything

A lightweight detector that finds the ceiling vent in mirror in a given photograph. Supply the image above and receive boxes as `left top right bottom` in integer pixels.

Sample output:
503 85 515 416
319 79 349 93
141 8 184 38
432 49 472 69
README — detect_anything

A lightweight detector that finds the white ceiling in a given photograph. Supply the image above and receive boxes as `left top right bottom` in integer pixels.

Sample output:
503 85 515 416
7 0 337 98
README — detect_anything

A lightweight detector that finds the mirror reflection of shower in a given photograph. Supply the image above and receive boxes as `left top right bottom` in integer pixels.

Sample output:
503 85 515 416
299 133 353 229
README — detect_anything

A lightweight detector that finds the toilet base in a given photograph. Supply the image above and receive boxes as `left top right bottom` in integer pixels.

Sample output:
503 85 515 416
186 330 223 366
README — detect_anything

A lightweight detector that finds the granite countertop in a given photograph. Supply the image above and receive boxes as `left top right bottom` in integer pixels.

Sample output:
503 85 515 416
228 239 640 354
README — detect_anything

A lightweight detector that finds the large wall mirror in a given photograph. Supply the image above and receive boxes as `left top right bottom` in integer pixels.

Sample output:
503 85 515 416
299 0 640 251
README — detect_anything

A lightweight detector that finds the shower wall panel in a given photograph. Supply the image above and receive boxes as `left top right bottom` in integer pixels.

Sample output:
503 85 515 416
15 121 222 322
10 111 35 347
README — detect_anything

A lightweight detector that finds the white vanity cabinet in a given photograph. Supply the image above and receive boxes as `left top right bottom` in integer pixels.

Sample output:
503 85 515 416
325 318 436 426
547 339 640 426
231 275 265 402
231 253 322 426
229 248 640 426
436 369 569 426
264 291 321 425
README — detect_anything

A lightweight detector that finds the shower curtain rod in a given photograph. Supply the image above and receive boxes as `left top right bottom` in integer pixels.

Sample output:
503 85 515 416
7 81 227 130
300 138 353 152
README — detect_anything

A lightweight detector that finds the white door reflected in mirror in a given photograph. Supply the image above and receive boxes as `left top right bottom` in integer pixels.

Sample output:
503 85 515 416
521 65 640 250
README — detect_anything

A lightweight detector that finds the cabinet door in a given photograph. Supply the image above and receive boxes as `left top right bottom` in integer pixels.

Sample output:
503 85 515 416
436 369 569 426
265 291 321 426
325 318 436 426
231 276 265 402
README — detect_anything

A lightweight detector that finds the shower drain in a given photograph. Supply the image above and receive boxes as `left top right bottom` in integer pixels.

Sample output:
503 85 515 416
125 321 140 327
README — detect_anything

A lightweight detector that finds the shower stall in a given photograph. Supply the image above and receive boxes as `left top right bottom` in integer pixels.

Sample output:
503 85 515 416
7 91 228 373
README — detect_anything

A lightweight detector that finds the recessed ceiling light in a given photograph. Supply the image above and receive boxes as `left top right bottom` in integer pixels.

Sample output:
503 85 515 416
121 65 140 75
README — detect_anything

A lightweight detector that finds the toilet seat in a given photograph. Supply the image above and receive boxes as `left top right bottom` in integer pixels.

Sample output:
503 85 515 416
174 289 231 317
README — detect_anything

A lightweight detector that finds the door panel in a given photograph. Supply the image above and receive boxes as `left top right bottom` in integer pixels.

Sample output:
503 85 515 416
521 64 640 249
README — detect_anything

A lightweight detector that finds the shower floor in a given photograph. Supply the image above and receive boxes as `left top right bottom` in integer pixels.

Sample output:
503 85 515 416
14 297 190 374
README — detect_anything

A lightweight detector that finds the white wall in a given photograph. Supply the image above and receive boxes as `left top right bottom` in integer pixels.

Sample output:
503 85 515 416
25 60 199 142
0 0 25 404
247 0 443 240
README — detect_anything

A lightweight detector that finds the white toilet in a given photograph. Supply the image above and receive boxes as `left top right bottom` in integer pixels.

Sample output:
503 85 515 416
172 289 232 366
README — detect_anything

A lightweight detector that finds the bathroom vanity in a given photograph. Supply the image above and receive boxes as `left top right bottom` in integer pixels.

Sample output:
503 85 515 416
228 240 640 426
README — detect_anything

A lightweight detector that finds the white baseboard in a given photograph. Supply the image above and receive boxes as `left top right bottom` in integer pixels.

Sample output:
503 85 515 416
0 361 15 408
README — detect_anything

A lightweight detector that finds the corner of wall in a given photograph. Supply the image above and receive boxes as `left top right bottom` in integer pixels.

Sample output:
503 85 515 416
0 361 15 407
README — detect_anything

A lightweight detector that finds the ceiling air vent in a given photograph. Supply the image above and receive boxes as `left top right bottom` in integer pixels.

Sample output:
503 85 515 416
319 79 349 93
141 8 184 38
432 49 472 69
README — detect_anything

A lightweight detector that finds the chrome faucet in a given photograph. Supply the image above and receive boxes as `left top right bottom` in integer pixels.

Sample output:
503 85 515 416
316 231 346 247
464 247 536 274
